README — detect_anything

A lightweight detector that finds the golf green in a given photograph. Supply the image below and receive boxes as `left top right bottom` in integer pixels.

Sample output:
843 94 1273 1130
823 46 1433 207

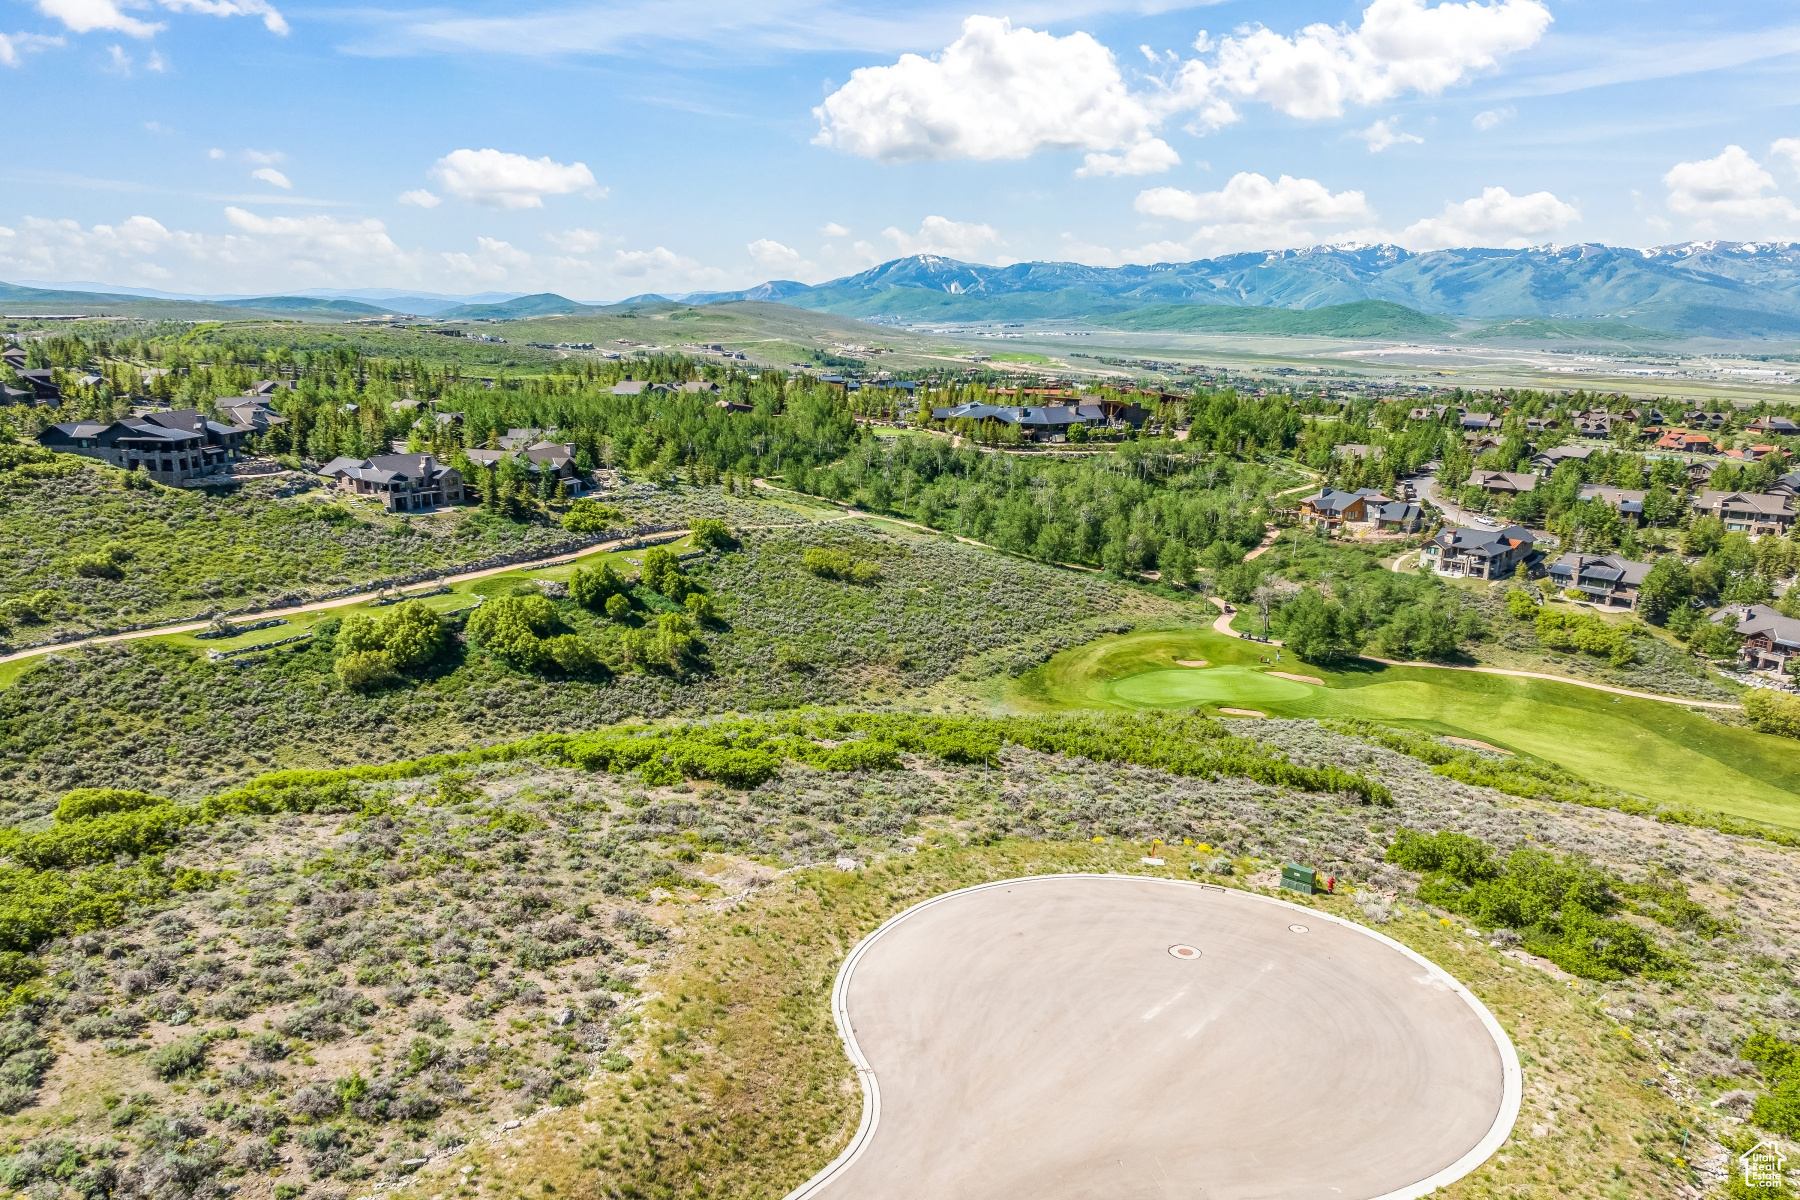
1010 628 1800 831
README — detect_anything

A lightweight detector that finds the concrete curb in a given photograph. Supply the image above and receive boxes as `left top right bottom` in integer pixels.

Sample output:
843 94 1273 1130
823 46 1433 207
784 872 1522 1200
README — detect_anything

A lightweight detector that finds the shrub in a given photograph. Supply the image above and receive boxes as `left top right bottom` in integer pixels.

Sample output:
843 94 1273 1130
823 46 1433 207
149 1035 209 1080
1742 1031 1800 1137
247 1032 289 1061
801 547 878 583
1504 588 1536 619
546 635 603 676
335 602 445 674
1745 689 1800 739
1535 608 1636 666
604 594 632 621
54 788 166 823
467 594 561 670
334 651 398 694
569 562 628 610
1385 828 1679 980
639 547 692 600
561 499 622 534
691 519 733 550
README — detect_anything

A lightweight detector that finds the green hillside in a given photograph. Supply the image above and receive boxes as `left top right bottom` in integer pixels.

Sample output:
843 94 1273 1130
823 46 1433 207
218 295 394 316
1461 318 1676 343
435 293 590 320
1095 299 1458 338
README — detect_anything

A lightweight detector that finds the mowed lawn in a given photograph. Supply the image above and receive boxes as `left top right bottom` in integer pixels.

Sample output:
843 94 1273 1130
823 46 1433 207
1010 628 1800 830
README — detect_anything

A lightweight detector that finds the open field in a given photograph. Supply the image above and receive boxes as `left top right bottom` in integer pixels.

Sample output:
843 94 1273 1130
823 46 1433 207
802 874 1515 1199
1008 627 1800 829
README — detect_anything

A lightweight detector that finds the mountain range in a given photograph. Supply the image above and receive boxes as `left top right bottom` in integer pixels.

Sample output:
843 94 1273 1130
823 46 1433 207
8 242 1800 338
629 242 1800 337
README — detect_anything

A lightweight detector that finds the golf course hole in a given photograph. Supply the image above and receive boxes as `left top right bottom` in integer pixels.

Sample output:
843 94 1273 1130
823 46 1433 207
1167 943 1201 960
791 875 1521 1200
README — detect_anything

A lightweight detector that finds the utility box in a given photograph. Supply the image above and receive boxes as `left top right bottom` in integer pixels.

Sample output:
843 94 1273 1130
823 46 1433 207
1281 863 1320 895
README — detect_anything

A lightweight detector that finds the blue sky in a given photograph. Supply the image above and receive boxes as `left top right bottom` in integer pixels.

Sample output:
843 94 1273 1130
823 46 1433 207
3 0 1800 299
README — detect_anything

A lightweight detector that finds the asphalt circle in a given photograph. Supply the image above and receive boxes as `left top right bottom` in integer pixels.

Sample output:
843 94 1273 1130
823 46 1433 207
1167 943 1201 960
788 874 1519 1200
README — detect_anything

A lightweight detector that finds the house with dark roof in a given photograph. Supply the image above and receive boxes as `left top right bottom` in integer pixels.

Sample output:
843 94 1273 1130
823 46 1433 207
680 381 721 394
1468 470 1538 496
13 369 61 404
1577 484 1646 521
1692 490 1794 537
1460 414 1504 432
1298 487 1419 533
221 400 288 434
317 453 464 511
1713 604 1800 676
1531 444 1594 474
1546 553 1653 609
930 401 1112 442
1772 470 1800 498
1423 525 1537 580
0 346 25 371
38 409 253 482
1748 415 1800 437
611 381 671 396
1684 410 1729 429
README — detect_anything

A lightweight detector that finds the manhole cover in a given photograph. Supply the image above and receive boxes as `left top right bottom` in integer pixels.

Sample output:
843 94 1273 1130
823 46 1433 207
1168 944 1201 960
1289 924 1309 934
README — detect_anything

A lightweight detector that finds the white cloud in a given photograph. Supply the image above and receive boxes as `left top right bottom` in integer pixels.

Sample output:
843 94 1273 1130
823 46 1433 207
820 222 850 237
35 0 160 37
250 167 291 189
244 149 285 164
440 236 532 284
1135 172 1373 250
1473 104 1514 130
397 189 441 208
34 0 285 38
881 215 1001 260
207 147 226 159
610 246 731 290
813 16 1178 176
430 148 598 209
1352 117 1423 152
1767 138 1800 177
747 238 805 271
1 31 64 65
1076 138 1182 178
545 228 606 253
159 0 286 36
1400 185 1579 248
1663 146 1800 229
104 42 131 72
1208 0 1552 121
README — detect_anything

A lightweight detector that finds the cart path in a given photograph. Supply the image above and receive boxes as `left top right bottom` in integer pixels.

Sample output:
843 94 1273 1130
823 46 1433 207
0 527 697 668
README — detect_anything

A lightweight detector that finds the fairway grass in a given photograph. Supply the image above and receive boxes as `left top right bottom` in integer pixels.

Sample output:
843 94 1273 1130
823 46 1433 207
1011 628 1800 829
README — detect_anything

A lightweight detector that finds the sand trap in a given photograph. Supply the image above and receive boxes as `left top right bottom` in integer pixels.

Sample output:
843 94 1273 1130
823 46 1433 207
1217 707 1266 717
1266 671 1325 686
1174 659 1208 668
1445 737 1515 755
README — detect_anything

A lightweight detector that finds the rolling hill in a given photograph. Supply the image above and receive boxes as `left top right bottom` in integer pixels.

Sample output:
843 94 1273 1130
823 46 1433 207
433 293 592 320
1096 299 1458 338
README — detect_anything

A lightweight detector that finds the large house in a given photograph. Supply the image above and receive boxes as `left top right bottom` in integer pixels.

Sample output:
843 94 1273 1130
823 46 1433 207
1713 604 1800 676
1467 470 1538 496
1545 553 1653 609
12 368 61 404
220 398 288 434
1748 415 1800 437
38 408 253 483
1424 525 1537 580
1655 430 1716 454
1772 470 1800 498
1531 444 1594 474
464 441 586 491
1577 484 1646 522
1296 487 1421 533
317 453 465 511
1692 490 1794 537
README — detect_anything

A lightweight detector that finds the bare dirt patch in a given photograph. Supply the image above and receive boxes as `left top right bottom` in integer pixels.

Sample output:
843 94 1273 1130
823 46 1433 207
1174 659 1208 668
1266 671 1326 686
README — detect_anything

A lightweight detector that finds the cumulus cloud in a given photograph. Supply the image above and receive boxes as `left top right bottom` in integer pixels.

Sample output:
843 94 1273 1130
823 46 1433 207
429 148 598 209
544 228 607 254
1076 138 1182 178
814 16 1178 175
397 189 440 208
1135 172 1373 249
440 236 531 284
1208 0 1551 122
207 147 225 159
820 222 850 237
1 30 62 64
748 238 805 270
1352 117 1423 152
244 149 284 164
36 0 161 38
159 0 286 36
880 215 1002 260
250 167 291 189
34 0 286 38
1770 138 1800 175
1662 145 1800 229
1473 105 1514 130
814 3 1547 176
1400 185 1579 248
